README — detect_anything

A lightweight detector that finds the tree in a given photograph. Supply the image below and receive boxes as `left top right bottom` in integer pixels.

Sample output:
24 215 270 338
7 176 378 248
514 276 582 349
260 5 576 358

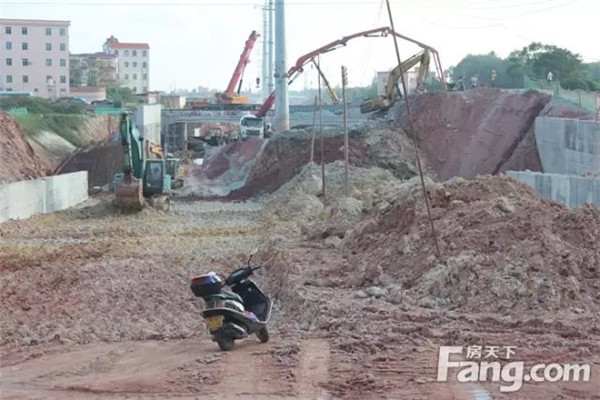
508 42 584 82
450 52 521 88
106 86 137 105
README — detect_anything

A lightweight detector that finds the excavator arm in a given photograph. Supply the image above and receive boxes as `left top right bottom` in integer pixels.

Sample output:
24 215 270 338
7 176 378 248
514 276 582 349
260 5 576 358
254 26 445 118
360 49 431 114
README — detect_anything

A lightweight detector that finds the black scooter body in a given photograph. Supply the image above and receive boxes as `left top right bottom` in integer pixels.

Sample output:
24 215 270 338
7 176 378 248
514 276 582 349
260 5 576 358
197 266 272 350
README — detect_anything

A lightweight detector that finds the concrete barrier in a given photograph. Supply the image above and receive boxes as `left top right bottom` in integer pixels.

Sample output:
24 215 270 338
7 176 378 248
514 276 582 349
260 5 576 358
0 171 88 223
507 171 600 208
535 117 600 175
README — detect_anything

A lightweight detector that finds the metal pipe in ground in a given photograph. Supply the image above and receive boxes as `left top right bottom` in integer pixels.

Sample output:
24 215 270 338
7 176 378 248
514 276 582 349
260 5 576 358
341 66 349 197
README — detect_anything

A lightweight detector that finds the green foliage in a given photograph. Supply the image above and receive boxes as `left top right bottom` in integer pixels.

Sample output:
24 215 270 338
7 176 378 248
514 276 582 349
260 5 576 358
508 42 584 81
16 114 87 146
560 77 589 91
0 96 85 114
450 52 522 88
106 86 137 106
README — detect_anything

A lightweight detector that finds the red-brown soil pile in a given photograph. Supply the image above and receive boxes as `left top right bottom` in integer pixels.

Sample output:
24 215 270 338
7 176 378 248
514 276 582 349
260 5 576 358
0 113 47 183
345 175 600 315
400 89 552 180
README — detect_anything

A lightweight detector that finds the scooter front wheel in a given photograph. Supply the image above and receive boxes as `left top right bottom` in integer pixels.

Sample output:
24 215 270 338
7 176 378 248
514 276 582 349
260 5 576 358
256 327 269 343
217 334 235 351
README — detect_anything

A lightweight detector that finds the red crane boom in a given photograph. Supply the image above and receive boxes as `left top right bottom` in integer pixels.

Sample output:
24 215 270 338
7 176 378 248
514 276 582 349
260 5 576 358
217 30 260 105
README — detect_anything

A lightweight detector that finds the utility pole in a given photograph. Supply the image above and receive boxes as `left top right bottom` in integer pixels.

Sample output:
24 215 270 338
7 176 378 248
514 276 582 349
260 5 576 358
318 55 326 206
267 0 275 96
261 0 269 100
341 66 349 197
274 0 289 132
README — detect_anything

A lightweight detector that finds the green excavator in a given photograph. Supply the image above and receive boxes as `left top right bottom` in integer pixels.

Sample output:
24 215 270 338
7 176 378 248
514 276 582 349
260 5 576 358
112 113 181 211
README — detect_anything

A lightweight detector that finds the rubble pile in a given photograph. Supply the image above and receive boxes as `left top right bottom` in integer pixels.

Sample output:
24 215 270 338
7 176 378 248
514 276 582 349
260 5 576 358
344 175 600 315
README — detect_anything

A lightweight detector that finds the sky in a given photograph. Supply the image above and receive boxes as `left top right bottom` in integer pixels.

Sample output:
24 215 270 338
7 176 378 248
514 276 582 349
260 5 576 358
1 0 598 93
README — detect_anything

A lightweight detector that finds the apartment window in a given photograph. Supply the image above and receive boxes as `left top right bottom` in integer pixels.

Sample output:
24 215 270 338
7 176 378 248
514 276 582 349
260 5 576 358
59 28 66 36
46 43 52 51
22 58 29 66
132 87 137 93
142 50 147 57
46 75 53 84
133 74 137 80
5 42 11 50
124 74 129 79
124 61 129 68
60 58 66 67
34 88 39 92
60 43 66 51
5 27 11 34
124 50 130 56
6 88 12 92
6 75 13 83
143 74 147 80
133 62 137 67
132 50 137 56
6 58 12 66
60 88 66 92
21 27 28 35
60 75 66 84
46 59 52 67
142 62 147 68
115 50 119 55
22 42 28 50
23 75 28 83
45 28 52 36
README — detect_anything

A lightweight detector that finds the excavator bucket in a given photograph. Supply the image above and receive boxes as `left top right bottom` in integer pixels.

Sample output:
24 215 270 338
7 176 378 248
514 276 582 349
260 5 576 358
114 177 146 210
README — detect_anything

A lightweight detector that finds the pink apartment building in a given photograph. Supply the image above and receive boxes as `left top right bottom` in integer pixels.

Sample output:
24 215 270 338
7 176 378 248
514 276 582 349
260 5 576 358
0 18 70 98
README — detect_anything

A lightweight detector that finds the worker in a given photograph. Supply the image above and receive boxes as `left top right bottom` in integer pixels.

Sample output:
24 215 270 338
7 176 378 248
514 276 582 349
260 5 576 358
547 71 553 83
490 69 497 87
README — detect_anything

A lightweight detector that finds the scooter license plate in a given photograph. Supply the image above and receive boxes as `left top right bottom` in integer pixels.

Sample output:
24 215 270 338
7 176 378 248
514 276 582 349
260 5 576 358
205 316 223 331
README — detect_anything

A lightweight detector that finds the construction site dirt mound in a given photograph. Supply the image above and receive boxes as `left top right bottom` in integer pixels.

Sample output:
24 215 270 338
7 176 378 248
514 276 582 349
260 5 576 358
177 137 265 197
0 113 48 183
58 141 124 188
400 88 552 180
344 175 600 315
228 128 419 200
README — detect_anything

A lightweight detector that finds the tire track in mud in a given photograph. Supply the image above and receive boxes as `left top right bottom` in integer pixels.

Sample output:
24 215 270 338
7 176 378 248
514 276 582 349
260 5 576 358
295 339 331 399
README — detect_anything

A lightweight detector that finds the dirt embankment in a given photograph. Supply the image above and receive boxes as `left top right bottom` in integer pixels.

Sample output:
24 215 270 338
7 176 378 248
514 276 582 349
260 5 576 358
226 127 421 200
399 89 551 180
0 113 48 183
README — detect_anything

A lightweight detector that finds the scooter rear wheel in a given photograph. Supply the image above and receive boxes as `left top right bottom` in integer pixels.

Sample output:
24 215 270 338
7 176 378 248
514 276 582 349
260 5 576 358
256 327 269 343
217 335 235 351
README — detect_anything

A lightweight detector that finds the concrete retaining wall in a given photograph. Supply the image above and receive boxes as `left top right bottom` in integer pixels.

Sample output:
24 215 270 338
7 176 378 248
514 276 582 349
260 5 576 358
135 104 162 145
535 117 600 175
507 171 600 208
0 171 88 223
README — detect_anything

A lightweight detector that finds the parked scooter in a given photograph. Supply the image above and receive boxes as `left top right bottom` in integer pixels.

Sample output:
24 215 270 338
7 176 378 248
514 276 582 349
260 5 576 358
190 249 272 351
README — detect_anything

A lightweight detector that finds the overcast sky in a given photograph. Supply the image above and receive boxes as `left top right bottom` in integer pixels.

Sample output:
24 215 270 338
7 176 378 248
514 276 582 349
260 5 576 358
1 0 598 93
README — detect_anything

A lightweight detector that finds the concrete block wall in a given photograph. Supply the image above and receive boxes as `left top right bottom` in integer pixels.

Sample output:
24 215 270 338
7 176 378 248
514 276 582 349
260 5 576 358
134 104 162 146
507 171 600 208
0 171 88 223
535 117 600 175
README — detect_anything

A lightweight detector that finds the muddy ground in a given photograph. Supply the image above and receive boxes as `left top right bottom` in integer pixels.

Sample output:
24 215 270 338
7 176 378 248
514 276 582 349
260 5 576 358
1 191 598 399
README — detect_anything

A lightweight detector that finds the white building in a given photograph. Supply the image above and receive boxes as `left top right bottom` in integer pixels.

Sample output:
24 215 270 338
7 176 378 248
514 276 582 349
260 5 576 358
0 18 70 98
102 35 149 94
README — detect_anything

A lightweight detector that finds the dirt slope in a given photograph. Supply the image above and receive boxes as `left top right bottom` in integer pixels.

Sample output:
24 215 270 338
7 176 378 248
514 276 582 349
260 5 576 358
0 113 48 183
400 89 552 180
